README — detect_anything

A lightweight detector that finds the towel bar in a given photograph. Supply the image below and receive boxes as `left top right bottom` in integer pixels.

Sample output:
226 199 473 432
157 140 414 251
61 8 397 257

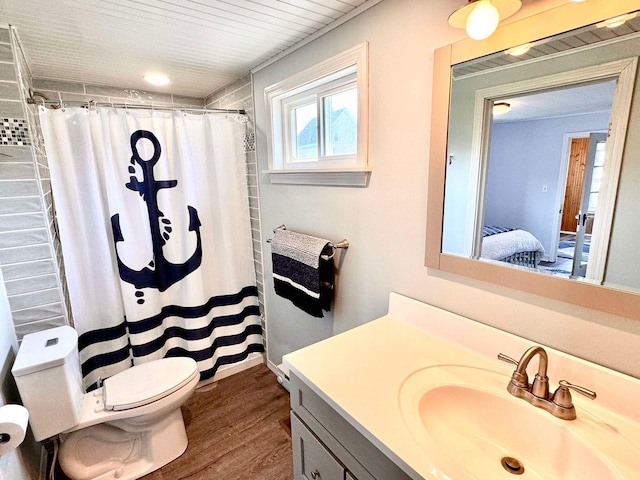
266 224 349 258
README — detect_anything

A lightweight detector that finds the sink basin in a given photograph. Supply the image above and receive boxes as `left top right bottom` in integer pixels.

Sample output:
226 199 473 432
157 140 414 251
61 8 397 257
398 365 637 479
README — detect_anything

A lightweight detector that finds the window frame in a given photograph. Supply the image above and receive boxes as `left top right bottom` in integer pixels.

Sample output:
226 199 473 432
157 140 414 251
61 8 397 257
264 42 370 186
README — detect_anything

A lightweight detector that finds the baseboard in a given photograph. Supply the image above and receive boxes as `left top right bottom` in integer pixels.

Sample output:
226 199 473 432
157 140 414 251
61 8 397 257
267 359 278 374
196 352 265 388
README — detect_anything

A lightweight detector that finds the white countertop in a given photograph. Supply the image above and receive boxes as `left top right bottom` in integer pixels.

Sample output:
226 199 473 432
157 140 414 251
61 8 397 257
283 293 640 479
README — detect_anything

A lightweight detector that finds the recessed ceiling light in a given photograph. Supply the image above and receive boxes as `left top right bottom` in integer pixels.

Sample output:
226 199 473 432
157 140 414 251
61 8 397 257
143 73 170 86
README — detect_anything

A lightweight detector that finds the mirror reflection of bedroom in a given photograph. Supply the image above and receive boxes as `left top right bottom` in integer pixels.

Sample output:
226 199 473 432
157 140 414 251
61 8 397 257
481 80 616 281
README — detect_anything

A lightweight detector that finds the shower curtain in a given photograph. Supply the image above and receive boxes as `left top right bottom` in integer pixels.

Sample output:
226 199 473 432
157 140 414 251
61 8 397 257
40 107 263 390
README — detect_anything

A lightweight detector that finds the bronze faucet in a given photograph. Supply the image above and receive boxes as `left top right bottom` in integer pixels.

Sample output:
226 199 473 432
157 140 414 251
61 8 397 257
498 345 596 420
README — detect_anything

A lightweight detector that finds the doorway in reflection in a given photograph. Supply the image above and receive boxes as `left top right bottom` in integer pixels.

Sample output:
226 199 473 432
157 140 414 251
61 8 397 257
482 80 615 280
538 232 589 278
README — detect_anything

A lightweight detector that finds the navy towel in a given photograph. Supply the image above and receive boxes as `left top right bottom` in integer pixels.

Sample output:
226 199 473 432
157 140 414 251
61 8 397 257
270 229 334 318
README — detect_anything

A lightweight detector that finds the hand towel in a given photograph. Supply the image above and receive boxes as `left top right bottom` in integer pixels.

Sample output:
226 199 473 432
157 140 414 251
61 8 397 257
270 229 334 318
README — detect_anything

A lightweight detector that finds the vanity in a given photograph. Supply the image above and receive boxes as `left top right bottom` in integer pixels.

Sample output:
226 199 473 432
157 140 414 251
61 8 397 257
283 293 640 479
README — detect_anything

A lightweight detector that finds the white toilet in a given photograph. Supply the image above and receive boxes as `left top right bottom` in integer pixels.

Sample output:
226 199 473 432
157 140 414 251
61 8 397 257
11 325 199 480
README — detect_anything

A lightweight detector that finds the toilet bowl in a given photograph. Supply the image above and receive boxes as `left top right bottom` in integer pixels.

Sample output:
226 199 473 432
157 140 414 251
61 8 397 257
12 326 199 480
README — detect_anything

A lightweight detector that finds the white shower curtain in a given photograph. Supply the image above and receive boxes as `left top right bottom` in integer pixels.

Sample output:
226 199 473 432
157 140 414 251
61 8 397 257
40 107 263 390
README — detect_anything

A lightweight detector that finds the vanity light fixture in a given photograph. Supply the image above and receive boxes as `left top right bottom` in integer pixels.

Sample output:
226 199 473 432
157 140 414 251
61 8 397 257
448 0 522 40
143 73 170 86
493 102 511 114
596 12 637 29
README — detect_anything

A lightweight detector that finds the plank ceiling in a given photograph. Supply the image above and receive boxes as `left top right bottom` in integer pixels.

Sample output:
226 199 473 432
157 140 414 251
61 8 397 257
0 0 373 98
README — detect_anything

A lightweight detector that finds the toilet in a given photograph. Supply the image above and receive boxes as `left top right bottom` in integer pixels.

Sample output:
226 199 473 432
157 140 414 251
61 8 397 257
11 325 199 480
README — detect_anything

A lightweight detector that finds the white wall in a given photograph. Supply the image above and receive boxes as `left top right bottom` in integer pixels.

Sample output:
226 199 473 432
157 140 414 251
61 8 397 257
0 270 39 480
253 0 640 379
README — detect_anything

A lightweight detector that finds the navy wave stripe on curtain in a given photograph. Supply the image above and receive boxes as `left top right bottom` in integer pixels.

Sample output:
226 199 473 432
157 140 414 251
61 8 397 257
77 287 263 388
128 286 258 333
125 285 263 378
164 324 264 381
129 286 264 381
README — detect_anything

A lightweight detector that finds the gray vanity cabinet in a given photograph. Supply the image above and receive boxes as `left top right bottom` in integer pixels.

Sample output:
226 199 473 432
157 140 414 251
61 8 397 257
290 372 413 480
292 413 346 479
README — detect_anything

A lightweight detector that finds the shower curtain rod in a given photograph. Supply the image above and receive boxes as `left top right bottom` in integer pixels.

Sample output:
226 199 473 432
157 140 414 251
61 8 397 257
26 98 246 115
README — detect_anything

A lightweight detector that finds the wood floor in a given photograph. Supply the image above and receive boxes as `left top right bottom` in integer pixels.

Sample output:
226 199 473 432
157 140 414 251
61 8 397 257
142 364 294 480
53 364 293 480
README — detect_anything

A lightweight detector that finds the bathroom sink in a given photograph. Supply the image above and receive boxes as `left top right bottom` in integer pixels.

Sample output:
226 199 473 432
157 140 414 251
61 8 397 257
398 365 638 479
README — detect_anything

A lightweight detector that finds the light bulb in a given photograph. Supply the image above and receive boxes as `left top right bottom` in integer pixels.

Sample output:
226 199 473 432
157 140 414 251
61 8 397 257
466 1 500 40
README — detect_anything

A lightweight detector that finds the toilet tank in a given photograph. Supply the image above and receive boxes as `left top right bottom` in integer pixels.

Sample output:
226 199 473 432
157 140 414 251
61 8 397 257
12 326 84 441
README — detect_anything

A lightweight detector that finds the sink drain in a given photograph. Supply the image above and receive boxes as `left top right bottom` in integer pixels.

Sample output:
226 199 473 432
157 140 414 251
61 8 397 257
501 457 525 475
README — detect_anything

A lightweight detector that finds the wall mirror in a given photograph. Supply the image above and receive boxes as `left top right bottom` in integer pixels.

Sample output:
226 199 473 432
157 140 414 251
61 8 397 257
426 0 640 320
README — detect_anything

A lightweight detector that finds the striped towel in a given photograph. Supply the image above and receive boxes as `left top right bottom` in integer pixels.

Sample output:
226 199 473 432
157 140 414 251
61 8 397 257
270 229 334 318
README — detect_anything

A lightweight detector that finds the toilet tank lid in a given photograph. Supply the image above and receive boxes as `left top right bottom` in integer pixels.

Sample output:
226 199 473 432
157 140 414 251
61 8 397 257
12 326 78 377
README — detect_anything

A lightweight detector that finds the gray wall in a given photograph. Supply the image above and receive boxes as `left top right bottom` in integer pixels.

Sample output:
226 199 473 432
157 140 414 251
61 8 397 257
0 269 39 480
486 111 610 256
0 27 69 339
253 0 640 378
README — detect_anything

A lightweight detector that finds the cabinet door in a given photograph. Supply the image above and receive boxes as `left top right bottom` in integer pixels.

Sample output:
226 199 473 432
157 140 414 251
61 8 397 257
292 413 345 480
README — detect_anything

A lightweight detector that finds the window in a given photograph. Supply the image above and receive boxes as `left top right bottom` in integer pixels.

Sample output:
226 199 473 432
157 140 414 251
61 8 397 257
265 43 370 186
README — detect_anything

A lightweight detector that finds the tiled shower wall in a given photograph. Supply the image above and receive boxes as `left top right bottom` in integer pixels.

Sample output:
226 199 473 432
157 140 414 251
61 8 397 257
30 79 205 108
205 74 267 341
0 27 69 339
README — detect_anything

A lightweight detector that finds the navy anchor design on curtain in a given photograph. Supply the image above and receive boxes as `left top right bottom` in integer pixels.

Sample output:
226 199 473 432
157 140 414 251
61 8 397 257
110 130 203 300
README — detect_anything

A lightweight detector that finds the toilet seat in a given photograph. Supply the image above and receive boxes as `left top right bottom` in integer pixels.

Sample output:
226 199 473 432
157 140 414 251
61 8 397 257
104 357 198 411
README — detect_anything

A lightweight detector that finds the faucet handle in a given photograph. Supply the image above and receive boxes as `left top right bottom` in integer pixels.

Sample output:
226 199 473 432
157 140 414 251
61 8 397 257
497 353 529 388
497 353 518 366
553 380 597 408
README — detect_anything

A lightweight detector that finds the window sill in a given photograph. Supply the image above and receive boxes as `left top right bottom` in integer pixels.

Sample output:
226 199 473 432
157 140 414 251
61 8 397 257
264 168 372 187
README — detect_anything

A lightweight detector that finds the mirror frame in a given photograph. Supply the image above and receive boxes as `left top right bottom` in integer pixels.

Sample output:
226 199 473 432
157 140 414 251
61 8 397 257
426 0 640 320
